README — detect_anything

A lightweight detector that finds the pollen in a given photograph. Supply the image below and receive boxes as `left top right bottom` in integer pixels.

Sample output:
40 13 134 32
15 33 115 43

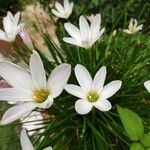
33 90 49 103
87 91 99 103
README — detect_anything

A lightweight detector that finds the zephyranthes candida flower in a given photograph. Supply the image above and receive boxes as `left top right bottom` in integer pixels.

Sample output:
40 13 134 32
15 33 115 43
0 51 71 125
52 0 74 19
63 14 105 49
123 18 143 34
20 129 52 150
0 11 23 42
144 81 150 92
65 64 122 115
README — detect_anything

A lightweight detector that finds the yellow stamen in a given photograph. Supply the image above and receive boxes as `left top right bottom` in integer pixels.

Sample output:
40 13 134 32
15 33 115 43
33 90 49 103
87 91 99 103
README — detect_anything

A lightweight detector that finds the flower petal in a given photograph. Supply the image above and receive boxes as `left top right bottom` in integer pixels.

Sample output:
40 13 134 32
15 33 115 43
91 28 105 45
47 64 71 98
144 80 150 92
64 0 70 11
75 99 92 115
20 129 34 150
79 16 90 39
65 84 85 99
69 2 74 13
123 29 132 34
0 88 33 102
3 14 12 34
51 9 64 18
43 147 53 150
13 12 20 28
75 64 92 92
92 66 106 92
129 19 134 30
0 102 37 125
136 24 143 31
38 96 54 109
63 37 82 47
55 2 64 14
0 29 9 41
93 99 112 111
30 51 46 90
0 62 35 90
101 80 122 99
90 14 101 38
64 23 81 41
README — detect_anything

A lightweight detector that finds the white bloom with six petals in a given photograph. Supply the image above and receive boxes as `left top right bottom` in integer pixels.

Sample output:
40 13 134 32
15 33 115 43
123 18 143 34
20 129 52 150
63 14 105 48
52 0 74 19
144 81 150 92
0 51 71 125
65 64 122 115
0 11 23 42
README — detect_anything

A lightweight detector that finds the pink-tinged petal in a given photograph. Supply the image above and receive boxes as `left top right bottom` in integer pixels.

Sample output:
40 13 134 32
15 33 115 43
75 99 93 115
0 88 33 102
93 99 112 111
92 66 106 92
64 23 81 41
0 80 11 88
101 80 122 99
64 84 85 99
79 16 90 39
0 102 37 125
30 51 47 90
47 64 71 98
20 129 34 150
75 64 92 92
38 96 54 109
0 62 35 90
144 81 150 92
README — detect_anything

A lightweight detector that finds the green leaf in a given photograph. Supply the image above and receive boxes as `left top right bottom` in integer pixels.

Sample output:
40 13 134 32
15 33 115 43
130 143 144 150
117 106 144 141
140 133 150 147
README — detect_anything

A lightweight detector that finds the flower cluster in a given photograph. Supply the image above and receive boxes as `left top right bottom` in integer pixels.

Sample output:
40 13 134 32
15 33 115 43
0 0 149 149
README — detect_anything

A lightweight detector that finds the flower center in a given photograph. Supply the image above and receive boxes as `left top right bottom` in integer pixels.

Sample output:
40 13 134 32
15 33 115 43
33 90 49 103
87 91 99 103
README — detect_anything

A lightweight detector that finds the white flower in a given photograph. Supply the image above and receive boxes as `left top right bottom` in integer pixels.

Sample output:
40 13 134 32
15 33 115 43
63 14 105 48
21 111 45 136
123 19 143 34
19 26 34 50
65 64 122 115
0 51 71 125
0 11 23 42
20 129 52 150
51 0 73 19
144 81 150 92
